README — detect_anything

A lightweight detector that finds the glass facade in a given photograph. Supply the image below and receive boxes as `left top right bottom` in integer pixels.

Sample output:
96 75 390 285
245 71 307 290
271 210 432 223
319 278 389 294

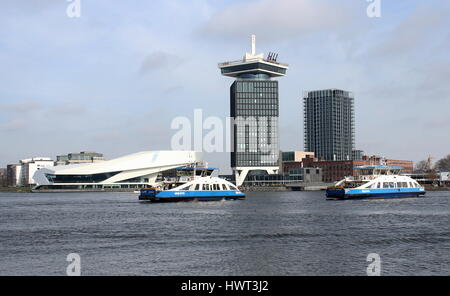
231 79 279 167
45 171 121 183
282 152 295 162
303 89 355 161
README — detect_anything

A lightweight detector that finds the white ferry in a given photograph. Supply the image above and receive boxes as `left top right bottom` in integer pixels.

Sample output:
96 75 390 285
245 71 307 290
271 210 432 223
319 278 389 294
326 165 426 200
139 176 245 202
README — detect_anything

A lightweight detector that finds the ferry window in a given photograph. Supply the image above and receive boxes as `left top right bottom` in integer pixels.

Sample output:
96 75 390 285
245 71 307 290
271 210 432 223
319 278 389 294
396 182 402 188
402 182 408 188
409 182 413 188
229 184 238 190
194 184 200 191
222 184 228 190
204 184 210 191
179 185 189 190
389 182 395 188
383 182 389 188
377 183 381 188
213 184 220 191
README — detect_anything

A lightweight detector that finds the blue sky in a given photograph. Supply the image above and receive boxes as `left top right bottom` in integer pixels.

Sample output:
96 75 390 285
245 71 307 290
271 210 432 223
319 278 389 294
1 0 449 172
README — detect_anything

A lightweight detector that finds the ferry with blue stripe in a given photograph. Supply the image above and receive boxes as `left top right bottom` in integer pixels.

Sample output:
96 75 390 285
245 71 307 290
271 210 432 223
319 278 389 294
326 165 426 200
139 176 245 202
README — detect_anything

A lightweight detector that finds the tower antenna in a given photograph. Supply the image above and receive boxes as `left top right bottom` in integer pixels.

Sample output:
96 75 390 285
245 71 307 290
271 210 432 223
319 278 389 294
251 34 256 55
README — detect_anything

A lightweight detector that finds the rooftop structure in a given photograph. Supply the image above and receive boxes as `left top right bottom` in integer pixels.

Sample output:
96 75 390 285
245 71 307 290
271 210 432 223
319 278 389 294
218 35 288 78
56 151 104 166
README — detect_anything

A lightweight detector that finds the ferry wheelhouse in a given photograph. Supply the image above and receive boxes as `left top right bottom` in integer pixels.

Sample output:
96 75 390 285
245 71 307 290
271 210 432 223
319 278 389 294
326 165 426 199
139 176 245 202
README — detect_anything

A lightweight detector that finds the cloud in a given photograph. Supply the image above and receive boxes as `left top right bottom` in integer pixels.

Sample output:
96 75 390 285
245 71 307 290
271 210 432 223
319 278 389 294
198 0 351 42
0 119 28 131
368 5 450 58
163 86 183 94
139 51 184 75
424 117 450 129
48 102 87 116
0 99 43 113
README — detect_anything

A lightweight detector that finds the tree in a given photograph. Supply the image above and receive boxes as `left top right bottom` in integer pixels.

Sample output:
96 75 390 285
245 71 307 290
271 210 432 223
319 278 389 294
435 155 450 172
414 160 429 172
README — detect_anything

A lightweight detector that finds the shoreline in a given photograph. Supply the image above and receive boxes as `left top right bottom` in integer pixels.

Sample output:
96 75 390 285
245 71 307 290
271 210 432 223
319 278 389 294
0 187 32 193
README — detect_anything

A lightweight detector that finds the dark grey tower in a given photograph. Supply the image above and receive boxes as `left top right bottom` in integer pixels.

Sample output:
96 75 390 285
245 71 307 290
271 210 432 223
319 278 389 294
219 35 288 186
303 89 354 161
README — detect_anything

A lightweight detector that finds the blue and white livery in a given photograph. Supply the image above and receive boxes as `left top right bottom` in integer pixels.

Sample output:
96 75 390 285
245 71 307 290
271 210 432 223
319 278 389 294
326 166 426 200
139 176 245 202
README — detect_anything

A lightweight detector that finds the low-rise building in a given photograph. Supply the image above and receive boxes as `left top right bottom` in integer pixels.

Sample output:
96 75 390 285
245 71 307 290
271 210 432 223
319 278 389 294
440 172 450 186
0 168 7 186
283 153 413 183
20 158 54 186
352 150 364 161
6 158 54 187
33 151 202 190
385 159 413 173
280 151 315 174
6 164 23 187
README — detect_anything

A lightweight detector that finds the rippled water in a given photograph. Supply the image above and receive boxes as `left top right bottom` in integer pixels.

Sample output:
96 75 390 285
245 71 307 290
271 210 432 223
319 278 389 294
0 191 449 275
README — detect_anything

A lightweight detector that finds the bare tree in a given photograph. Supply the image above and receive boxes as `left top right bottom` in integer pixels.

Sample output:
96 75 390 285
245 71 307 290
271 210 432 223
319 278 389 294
414 160 428 172
435 155 450 172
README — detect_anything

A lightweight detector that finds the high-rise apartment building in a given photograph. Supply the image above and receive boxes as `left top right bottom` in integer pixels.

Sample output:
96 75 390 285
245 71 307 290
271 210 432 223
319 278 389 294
303 89 354 161
219 35 288 186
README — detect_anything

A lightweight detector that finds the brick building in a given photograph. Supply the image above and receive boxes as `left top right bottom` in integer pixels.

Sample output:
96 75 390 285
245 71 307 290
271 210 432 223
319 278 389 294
282 154 413 183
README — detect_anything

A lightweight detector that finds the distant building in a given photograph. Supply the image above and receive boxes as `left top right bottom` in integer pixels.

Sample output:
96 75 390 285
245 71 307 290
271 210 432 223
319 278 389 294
280 151 315 174
281 151 315 163
55 151 104 166
7 158 54 187
439 172 450 186
20 158 54 186
33 151 202 190
352 150 364 161
284 154 413 182
240 168 322 187
385 159 413 173
6 164 22 187
303 89 355 161
0 168 6 186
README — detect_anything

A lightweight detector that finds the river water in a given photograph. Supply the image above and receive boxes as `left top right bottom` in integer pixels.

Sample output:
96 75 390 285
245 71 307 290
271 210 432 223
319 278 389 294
0 191 449 275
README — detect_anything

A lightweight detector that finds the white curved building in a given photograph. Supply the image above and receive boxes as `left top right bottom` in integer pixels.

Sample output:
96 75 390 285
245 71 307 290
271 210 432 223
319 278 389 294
33 151 202 190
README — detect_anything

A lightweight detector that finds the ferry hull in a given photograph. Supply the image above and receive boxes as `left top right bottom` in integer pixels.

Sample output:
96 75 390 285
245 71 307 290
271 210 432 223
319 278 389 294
327 188 426 200
139 190 246 202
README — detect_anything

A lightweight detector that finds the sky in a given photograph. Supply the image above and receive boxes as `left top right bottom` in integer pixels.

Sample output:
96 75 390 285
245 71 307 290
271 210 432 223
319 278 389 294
0 0 449 173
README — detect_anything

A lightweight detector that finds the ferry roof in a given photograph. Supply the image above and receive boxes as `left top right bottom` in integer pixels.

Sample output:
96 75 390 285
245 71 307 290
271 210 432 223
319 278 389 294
353 165 404 170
